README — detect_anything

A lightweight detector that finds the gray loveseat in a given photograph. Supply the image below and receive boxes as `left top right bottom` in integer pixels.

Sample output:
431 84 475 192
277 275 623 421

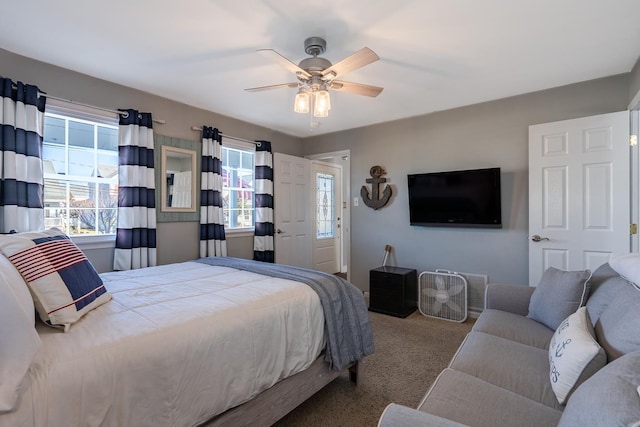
378 261 640 427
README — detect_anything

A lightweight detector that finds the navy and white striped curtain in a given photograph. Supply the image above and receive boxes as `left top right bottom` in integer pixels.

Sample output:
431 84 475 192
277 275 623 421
200 126 226 257
113 109 156 270
0 78 47 233
253 140 274 263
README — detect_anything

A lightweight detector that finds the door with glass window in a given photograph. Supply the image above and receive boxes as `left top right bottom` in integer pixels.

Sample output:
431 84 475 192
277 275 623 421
312 161 342 274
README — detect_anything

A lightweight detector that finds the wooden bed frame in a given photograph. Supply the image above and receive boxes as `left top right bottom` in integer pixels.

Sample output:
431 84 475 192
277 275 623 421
202 359 358 426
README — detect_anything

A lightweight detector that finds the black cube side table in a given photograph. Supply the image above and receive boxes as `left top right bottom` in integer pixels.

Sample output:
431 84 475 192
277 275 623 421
369 266 417 318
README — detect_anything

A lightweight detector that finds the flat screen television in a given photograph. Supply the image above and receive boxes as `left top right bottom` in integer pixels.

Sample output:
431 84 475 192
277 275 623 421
407 167 502 228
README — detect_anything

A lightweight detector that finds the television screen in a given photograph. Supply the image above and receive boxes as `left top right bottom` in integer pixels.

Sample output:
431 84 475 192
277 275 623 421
407 167 501 228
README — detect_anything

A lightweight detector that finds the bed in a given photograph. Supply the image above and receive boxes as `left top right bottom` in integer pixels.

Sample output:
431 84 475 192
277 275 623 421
0 229 374 427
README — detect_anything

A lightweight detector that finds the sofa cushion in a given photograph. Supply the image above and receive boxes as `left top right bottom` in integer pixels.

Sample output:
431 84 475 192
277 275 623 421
527 267 591 330
419 368 563 427
448 332 563 409
379 404 470 427
548 307 606 404
472 309 553 349
558 350 640 427
585 262 629 327
0 228 111 331
483 283 535 316
595 282 640 361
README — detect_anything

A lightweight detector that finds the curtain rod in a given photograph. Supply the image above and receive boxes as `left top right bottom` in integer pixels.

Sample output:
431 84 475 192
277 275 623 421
36 91 166 125
190 126 261 146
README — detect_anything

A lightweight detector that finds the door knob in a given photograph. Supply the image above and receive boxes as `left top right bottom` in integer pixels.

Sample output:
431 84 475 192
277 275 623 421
276 229 283 234
531 234 550 242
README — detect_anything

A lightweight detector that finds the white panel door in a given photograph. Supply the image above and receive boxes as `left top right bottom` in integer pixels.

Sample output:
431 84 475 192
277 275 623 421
273 153 312 268
312 161 342 274
528 111 630 285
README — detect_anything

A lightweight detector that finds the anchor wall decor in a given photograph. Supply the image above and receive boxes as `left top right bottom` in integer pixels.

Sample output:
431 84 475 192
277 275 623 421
361 165 392 210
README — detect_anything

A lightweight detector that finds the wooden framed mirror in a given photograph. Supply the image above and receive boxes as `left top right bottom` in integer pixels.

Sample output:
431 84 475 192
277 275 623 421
161 145 197 212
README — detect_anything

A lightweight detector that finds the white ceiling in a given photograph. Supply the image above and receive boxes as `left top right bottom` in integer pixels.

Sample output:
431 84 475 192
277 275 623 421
2 1 640 138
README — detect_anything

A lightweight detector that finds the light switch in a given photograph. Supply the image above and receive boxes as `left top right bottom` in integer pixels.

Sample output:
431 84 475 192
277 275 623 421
353 197 359 207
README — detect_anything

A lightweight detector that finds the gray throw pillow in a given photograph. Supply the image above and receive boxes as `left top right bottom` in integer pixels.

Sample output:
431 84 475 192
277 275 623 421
527 267 591 330
558 350 640 426
594 283 640 361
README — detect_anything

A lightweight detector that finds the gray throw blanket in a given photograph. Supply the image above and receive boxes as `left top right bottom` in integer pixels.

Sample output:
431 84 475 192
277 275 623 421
196 257 375 371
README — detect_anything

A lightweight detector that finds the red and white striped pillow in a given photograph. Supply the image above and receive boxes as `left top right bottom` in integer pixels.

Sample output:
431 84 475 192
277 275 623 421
0 228 110 331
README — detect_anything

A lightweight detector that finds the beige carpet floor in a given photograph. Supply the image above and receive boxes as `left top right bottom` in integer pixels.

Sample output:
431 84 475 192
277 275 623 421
274 310 474 427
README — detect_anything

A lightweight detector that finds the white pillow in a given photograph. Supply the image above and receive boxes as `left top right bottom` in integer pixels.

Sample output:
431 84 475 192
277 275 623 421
549 307 606 404
609 253 640 288
0 228 111 331
0 269 41 412
0 253 35 324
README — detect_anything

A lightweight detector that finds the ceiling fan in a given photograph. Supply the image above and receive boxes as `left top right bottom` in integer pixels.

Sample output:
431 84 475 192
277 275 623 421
245 37 383 118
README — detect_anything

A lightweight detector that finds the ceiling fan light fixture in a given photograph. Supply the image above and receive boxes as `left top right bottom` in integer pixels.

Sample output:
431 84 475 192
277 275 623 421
294 89 310 113
248 37 382 122
313 89 331 118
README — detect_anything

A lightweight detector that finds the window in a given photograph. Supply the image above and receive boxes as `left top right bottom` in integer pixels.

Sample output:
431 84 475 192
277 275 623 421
42 104 119 236
316 172 335 238
221 141 255 230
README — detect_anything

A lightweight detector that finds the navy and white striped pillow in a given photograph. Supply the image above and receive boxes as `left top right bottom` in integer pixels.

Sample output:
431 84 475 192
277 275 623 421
0 228 110 331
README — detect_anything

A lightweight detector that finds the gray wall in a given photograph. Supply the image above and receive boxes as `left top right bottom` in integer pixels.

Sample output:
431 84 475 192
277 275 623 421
302 75 630 291
1 48 636 283
0 48 303 267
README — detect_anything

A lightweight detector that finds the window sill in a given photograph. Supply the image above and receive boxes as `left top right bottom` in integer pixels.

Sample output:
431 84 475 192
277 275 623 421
225 228 254 238
69 230 253 249
71 234 116 250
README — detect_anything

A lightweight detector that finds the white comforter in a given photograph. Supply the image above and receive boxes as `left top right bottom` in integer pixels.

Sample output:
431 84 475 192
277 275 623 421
2 262 325 427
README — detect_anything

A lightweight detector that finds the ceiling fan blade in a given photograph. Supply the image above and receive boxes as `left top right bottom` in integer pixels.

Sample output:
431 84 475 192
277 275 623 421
244 82 299 92
257 49 311 79
321 47 379 79
330 80 383 97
